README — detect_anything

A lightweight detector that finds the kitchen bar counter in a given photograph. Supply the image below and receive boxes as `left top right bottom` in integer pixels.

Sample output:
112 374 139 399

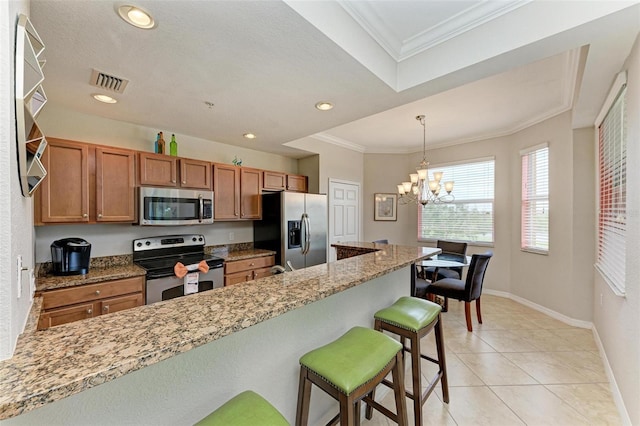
0 243 438 422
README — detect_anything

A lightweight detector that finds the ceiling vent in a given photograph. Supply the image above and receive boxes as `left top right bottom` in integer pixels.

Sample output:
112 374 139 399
89 69 129 93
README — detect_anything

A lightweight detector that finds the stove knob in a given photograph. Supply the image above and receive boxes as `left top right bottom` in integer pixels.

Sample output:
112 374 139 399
192 237 197 242
145 241 151 246
199 237 203 242
136 242 142 247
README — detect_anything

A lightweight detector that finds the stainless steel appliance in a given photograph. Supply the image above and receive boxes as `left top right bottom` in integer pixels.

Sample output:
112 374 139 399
50 237 91 276
254 192 327 269
139 187 213 226
132 234 224 304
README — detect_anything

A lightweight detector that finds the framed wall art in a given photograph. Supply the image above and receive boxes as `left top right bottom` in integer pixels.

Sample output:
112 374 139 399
374 193 397 221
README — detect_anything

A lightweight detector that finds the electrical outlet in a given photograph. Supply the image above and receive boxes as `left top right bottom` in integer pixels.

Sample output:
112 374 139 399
229 232 235 241
16 255 22 299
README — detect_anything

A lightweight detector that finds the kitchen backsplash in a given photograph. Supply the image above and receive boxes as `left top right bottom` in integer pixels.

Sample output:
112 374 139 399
37 242 254 277
34 222 255 263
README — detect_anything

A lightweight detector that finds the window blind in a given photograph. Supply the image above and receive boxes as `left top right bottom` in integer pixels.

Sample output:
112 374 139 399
597 86 627 294
418 158 494 243
521 145 549 253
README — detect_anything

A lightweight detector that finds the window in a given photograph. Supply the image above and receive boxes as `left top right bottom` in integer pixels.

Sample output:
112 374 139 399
521 144 549 253
596 75 627 295
418 158 494 244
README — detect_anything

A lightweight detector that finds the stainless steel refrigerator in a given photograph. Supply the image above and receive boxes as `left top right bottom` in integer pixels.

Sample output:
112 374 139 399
254 192 327 269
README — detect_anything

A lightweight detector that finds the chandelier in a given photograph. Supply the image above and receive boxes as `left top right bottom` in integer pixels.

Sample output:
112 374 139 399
397 115 454 206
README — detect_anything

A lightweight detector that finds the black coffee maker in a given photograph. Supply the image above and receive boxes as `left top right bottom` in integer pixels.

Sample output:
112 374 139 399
50 238 91 275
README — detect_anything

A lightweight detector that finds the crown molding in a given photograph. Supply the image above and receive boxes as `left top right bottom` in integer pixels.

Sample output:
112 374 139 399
311 132 367 153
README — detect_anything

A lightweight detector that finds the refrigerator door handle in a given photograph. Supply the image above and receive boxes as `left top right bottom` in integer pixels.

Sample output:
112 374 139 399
303 214 311 255
300 213 307 254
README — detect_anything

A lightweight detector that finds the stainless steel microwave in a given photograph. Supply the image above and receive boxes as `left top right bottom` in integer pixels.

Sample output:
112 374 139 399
139 187 214 226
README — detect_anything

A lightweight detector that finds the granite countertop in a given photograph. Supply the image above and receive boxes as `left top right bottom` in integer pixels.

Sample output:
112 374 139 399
36 264 147 292
0 243 439 420
217 249 276 262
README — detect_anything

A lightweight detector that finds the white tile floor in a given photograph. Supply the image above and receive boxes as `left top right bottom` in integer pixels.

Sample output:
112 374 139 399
364 294 621 426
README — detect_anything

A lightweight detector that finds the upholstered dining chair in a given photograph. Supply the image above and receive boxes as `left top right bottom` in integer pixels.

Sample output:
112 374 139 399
422 240 468 281
420 251 493 332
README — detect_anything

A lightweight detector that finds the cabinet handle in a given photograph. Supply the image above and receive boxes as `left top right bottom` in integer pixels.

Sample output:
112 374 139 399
172 179 176 183
246 274 252 280
83 213 88 218
95 290 101 296
249 262 255 266
183 180 186 184
103 306 109 313
98 213 103 218
87 308 93 315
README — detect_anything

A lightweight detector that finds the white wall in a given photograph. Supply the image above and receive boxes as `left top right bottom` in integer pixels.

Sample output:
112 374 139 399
363 153 416 245
1 0 34 362
593 33 640 425
288 137 364 194
38 102 300 172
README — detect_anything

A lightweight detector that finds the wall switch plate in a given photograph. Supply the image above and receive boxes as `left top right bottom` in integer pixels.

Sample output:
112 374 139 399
16 255 23 299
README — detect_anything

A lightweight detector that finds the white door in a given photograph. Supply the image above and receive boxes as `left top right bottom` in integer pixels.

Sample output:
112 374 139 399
328 179 360 262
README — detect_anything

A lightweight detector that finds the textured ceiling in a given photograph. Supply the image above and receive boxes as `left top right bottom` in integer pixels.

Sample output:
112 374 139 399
29 1 640 158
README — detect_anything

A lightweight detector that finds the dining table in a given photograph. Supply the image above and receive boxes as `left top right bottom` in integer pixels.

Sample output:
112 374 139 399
418 253 473 281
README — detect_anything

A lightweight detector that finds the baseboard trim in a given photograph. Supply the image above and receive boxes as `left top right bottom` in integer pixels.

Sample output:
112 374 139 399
483 289 630 424
591 327 632 425
483 289 592 328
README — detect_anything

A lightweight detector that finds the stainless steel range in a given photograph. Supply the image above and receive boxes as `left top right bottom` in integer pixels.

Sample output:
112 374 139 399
133 234 224 305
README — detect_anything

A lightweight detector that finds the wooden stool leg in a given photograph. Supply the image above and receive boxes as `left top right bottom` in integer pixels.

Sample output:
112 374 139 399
476 297 482 324
410 333 422 426
339 393 355 426
295 369 312 426
435 314 449 403
391 351 408 426
464 302 473 332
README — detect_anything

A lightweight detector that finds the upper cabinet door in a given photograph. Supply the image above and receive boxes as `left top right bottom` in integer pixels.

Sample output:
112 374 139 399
39 139 89 223
287 174 308 193
96 147 136 222
180 158 212 190
213 163 240 220
262 170 286 191
138 152 177 187
240 167 262 219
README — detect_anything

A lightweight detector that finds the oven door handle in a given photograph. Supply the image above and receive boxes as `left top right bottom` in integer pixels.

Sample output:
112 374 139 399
198 194 204 223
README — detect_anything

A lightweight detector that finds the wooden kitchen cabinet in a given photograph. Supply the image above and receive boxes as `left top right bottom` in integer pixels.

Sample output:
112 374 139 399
224 255 275 286
95 147 136 222
213 164 262 220
37 276 145 330
263 170 286 191
262 170 309 193
286 174 308 192
38 139 89 223
138 152 178 187
36 138 136 224
38 302 96 329
240 167 262 219
213 163 240 220
180 158 212 189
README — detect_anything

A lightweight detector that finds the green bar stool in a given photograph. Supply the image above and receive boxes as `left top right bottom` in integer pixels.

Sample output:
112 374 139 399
195 390 289 426
296 326 408 426
366 296 449 426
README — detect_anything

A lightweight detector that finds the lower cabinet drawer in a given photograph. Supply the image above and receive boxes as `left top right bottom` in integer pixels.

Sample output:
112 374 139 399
42 276 145 310
224 255 275 275
224 271 254 287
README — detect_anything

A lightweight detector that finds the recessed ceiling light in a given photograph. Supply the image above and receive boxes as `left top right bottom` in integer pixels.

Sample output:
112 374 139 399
243 133 257 140
315 101 333 111
117 5 156 29
92 93 117 104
